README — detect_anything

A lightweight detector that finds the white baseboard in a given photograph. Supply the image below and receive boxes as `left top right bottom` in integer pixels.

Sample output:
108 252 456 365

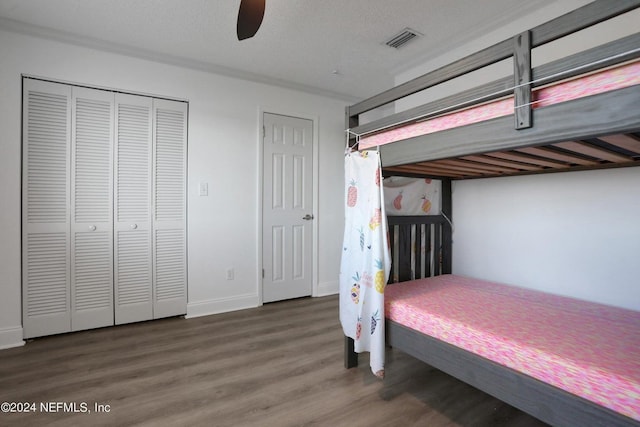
315 280 338 297
0 326 25 350
186 293 260 318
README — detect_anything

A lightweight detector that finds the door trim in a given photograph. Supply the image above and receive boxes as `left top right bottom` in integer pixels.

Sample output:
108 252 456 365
257 107 319 304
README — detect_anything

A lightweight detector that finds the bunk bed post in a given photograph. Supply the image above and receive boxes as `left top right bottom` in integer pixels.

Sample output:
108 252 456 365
344 105 359 369
514 30 532 129
344 336 358 368
346 106 358 150
441 179 453 274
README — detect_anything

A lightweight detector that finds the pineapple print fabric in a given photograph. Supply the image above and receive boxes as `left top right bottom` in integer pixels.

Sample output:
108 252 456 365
384 176 441 216
340 150 391 378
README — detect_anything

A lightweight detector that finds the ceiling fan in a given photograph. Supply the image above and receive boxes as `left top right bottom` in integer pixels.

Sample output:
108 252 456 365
237 0 266 40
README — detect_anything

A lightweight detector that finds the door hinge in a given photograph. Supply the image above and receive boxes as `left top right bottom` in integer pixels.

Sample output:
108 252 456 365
262 268 265 278
262 125 265 139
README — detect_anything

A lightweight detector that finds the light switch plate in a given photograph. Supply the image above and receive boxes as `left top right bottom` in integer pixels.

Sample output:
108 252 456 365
199 182 208 196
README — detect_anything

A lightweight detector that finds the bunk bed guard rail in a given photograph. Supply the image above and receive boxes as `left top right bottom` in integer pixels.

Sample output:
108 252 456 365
346 0 640 151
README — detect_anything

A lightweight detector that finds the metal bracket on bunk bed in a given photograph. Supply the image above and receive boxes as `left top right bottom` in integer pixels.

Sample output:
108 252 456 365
514 30 532 130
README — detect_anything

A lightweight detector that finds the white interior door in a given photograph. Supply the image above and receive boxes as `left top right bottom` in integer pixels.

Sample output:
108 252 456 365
114 93 153 324
22 79 72 339
262 113 313 303
70 87 114 331
152 99 187 318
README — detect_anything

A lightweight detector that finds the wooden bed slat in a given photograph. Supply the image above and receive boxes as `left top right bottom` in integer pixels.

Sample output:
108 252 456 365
515 146 599 166
554 141 633 163
599 134 640 156
386 164 474 178
461 155 542 171
385 136 640 179
485 151 567 169
384 165 463 177
427 159 512 175
430 159 519 175
414 167 483 178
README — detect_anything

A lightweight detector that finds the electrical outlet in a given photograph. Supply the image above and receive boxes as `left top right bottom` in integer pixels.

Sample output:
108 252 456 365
226 268 234 280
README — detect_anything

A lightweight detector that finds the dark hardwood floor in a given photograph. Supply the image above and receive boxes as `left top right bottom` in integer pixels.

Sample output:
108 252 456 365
0 295 547 427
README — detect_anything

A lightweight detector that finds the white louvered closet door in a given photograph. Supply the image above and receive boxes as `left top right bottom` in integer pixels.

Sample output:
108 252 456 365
22 80 72 339
23 79 188 338
114 94 153 324
70 87 114 331
153 99 187 318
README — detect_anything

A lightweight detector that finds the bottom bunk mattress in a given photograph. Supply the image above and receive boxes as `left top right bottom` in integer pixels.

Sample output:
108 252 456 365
384 274 640 421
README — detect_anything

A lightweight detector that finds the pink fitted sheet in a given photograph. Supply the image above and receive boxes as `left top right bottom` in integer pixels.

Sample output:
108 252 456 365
360 61 640 149
385 274 640 420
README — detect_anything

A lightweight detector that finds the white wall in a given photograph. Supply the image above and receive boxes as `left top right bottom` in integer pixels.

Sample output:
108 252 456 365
0 28 347 348
387 2 640 310
452 168 640 310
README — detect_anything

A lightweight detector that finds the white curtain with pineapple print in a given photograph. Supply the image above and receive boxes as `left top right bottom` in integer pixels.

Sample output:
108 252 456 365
340 150 391 378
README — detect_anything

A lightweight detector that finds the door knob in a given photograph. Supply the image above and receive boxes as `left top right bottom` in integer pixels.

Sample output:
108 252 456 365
302 214 314 220
130 224 138 229
89 225 97 231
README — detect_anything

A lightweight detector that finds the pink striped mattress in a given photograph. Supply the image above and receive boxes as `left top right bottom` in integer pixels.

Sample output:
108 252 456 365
360 61 640 149
385 274 640 421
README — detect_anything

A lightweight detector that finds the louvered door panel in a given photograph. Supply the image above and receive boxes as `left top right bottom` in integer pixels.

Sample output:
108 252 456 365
153 99 187 318
73 231 112 311
22 79 72 339
114 94 153 324
70 87 114 331
155 229 186 300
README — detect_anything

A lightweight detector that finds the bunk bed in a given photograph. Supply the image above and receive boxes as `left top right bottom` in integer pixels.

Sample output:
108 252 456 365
342 1 640 426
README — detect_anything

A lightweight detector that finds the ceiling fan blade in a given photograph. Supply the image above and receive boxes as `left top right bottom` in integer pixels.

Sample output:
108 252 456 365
237 0 265 40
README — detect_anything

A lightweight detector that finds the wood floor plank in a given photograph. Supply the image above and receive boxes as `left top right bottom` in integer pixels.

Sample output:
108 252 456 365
0 295 547 427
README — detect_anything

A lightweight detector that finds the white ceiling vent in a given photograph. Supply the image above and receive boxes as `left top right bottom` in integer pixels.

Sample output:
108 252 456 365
384 28 422 49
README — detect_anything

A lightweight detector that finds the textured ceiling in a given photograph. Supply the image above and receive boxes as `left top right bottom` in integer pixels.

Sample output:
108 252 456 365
0 0 555 101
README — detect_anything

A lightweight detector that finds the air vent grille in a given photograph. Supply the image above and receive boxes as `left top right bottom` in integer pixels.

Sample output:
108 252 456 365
385 28 422 49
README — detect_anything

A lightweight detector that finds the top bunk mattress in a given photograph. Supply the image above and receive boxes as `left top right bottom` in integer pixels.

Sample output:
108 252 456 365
360 61 640 150
385 274 640 420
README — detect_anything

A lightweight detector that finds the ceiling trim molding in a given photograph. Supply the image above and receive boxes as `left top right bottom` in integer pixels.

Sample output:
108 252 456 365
0 17 359 103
